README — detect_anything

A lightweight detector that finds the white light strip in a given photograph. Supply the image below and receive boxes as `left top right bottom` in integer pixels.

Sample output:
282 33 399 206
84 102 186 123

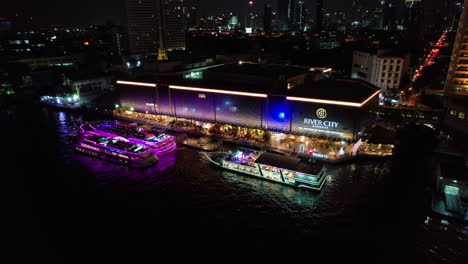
286 96 361 107
116 80 156 87
359 90 381 107
169 85 268 98
287 90 380 108
118 81 379 107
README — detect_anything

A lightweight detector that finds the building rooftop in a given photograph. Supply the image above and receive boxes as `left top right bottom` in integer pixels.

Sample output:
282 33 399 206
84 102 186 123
206 63 315 79
118 63 379 107
292 79 378 104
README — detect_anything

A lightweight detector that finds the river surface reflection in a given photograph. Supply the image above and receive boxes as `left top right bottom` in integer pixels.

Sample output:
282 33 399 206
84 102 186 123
2 105 467 263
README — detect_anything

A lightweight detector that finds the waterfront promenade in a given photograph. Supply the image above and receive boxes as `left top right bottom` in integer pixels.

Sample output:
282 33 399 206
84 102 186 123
113 110 394 162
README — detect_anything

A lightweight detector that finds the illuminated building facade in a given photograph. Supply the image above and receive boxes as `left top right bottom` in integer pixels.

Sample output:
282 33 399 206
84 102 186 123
444 0 468 135
117 64 379 140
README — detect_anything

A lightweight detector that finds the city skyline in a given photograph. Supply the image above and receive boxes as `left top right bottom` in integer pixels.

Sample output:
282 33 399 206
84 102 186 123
3 0 439 26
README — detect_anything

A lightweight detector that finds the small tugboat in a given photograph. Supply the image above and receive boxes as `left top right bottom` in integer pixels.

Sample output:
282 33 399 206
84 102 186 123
205 148 329 191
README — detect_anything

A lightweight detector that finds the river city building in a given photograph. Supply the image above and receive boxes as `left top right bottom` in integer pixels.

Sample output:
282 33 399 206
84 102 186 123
116 63 379 142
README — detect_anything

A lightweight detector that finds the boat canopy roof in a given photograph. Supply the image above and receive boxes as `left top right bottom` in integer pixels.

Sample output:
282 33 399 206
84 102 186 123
255 152 323 175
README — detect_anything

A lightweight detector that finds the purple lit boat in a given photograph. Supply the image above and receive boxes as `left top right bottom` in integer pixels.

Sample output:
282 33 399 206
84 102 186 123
83 121 177 155
71 135 158 168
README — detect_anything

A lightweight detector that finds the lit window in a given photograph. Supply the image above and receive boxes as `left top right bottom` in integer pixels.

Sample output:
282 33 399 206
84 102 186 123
459 112 465 119
450 110 457 115
198 94 206 99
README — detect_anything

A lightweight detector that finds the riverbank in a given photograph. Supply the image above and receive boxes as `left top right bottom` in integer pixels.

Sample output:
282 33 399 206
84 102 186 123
114 111 394 164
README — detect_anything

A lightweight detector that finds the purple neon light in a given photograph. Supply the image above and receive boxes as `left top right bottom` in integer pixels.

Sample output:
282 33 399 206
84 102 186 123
75 145 156 166
84 121 177 153
82 137 152 157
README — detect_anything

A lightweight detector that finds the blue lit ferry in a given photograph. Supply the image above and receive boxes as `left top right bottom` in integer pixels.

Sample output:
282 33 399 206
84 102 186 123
71 135 158 168
205 148 329 191
82 121 177 155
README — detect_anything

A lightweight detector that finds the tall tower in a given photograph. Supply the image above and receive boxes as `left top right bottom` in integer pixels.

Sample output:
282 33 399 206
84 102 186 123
125 0 185 59
125 0 159 57
444 0 468 135
382 0 397 31
247 1 255 29
162 0 186 51
405 0 424 41
277 0 295 31
263 3 273 33
315 0 323 34
277 0 289 30
297 1 305 31
157 0 169 61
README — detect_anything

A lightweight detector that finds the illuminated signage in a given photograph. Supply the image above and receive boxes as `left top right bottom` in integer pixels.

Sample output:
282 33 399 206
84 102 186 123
316 108 327 119
303 118 338 129
312 153 328 159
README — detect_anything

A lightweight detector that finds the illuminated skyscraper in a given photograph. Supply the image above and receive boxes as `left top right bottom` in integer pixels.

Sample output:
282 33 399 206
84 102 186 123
125 0 185 58
444 0 468 134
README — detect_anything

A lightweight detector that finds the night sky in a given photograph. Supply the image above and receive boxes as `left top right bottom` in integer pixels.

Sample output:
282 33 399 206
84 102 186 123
3 0 437 26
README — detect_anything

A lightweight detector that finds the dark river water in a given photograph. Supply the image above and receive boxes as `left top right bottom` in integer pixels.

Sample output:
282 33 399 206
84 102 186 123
2 104 467 263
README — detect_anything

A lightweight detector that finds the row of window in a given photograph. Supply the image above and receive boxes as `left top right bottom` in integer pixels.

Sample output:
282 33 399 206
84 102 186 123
353 64 368 71
375 112 439 120
380 79 399 84
381 72 399 78
456 66 468 71
450 110 467 120
452 86 468 93
382 65 401 72
382 59 401 65
455 73 468 78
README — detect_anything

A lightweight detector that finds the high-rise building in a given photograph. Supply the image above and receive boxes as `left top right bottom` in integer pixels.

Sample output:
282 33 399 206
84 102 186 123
277 0 296 31
277 0 289 30
125 0 185 58
125 0 159 57
163 0 185 51
444 0 468 134
296 1 305 31
405 0 424 41
263 4 273 33
184 5 199 29
315 0 323 34
352 49 410 97
381 1 397 31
